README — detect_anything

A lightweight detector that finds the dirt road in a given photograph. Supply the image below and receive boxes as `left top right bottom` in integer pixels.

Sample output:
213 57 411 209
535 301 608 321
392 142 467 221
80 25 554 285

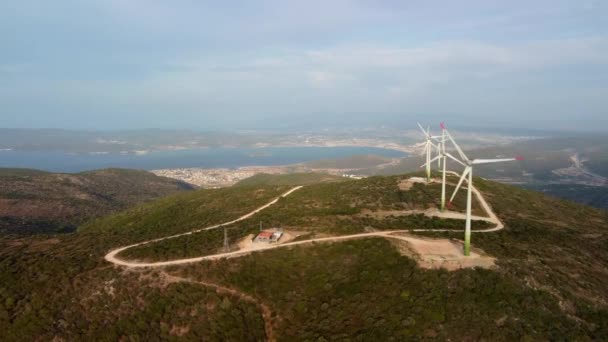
105 177 503 268
162 273 276 341
104 186 303 267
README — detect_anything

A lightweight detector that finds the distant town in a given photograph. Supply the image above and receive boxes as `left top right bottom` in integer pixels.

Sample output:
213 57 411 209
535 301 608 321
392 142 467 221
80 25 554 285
153 165 366 188
152 166 288 188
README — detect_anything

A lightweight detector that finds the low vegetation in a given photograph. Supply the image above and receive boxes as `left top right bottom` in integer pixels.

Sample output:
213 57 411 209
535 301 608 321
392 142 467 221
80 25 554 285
174 238 588 340
0 244 266 341
0 184 290 340
80 185 290 245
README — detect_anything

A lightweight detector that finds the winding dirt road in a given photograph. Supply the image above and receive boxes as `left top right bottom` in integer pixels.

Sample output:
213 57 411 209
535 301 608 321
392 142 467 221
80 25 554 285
104 186 303 267
105 177 503 268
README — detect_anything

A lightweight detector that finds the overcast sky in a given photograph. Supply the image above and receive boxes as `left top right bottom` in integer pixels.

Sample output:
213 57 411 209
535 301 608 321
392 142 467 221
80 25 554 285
1 1 607 131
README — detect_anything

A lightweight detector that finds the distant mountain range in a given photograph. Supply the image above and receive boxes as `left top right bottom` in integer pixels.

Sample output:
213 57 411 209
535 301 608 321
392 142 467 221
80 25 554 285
0 127 538 154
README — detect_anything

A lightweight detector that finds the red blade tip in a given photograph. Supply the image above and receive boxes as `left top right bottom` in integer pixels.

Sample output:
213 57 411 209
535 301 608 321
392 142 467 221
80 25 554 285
440 122 446 129
515 156 524 161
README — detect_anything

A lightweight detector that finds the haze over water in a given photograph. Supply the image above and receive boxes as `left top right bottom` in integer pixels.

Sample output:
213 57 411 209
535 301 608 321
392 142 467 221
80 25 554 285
0 146 406 173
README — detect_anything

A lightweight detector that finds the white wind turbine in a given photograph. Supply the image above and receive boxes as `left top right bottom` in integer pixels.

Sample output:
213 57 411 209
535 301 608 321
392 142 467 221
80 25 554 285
419 122 465 211
445 130 523 256
417 123 441 182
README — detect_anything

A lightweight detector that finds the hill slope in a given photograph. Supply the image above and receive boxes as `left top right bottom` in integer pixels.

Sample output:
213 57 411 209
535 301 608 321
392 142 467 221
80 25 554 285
0 168 194 234
0 173 607 340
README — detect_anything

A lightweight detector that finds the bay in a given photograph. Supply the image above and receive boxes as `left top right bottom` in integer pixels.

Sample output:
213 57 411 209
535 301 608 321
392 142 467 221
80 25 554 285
0 146 406 173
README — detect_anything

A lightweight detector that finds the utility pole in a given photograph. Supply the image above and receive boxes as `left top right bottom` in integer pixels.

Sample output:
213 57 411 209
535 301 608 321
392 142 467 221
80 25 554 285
223 226 229 252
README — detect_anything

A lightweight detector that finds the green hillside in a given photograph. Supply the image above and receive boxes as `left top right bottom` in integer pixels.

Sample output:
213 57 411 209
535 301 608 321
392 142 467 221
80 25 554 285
0 168 194 234
0 173 607 340
119 174 490 262
177 239 585 340
81 185 291 245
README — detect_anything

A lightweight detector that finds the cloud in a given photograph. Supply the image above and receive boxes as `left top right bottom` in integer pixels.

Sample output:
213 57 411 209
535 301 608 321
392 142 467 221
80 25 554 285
173 37 608 96
1 1 607 130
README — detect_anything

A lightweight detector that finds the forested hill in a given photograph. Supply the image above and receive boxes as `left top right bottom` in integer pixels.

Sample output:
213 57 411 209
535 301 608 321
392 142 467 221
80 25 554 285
0 173 607 340
0 168 194 234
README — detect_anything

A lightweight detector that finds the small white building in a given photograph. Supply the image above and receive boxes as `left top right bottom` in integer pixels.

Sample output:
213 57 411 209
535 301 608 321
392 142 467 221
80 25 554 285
254 229 283 243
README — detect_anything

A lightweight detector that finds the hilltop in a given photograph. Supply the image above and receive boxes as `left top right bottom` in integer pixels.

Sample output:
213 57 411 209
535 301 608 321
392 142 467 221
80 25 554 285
0 172 607 340
0 168 194 234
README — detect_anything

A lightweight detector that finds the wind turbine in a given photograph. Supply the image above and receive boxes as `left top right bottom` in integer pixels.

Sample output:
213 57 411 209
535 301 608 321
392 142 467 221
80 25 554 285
417 123 441 182
445 130 523 256
419 123 465 211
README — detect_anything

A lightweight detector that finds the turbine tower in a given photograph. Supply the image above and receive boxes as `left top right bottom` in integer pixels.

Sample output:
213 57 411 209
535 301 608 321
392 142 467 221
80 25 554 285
417 123 440 182
439 123 447 211
446 130 523 256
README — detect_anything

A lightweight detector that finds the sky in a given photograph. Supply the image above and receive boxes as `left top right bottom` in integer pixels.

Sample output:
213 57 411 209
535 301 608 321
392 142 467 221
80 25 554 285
1 0 607 131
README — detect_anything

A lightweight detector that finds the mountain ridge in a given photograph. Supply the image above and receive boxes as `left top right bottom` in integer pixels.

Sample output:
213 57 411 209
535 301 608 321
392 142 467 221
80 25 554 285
0 168 194 234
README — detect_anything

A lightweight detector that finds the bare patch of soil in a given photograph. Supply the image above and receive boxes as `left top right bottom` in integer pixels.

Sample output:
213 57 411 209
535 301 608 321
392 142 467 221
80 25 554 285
388 233 496 271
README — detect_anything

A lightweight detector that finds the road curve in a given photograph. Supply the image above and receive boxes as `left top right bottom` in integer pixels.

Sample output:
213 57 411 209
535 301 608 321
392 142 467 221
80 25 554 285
104 186 303 267
105 177 504 268
413 173 503 232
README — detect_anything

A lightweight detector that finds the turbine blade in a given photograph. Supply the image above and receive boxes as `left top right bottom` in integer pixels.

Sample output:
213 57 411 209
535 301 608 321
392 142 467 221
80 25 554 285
472 158 517 165
445 153 467 167
449 166 471 204
417 122 428 136
420 155 442 168
446 130 469 162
